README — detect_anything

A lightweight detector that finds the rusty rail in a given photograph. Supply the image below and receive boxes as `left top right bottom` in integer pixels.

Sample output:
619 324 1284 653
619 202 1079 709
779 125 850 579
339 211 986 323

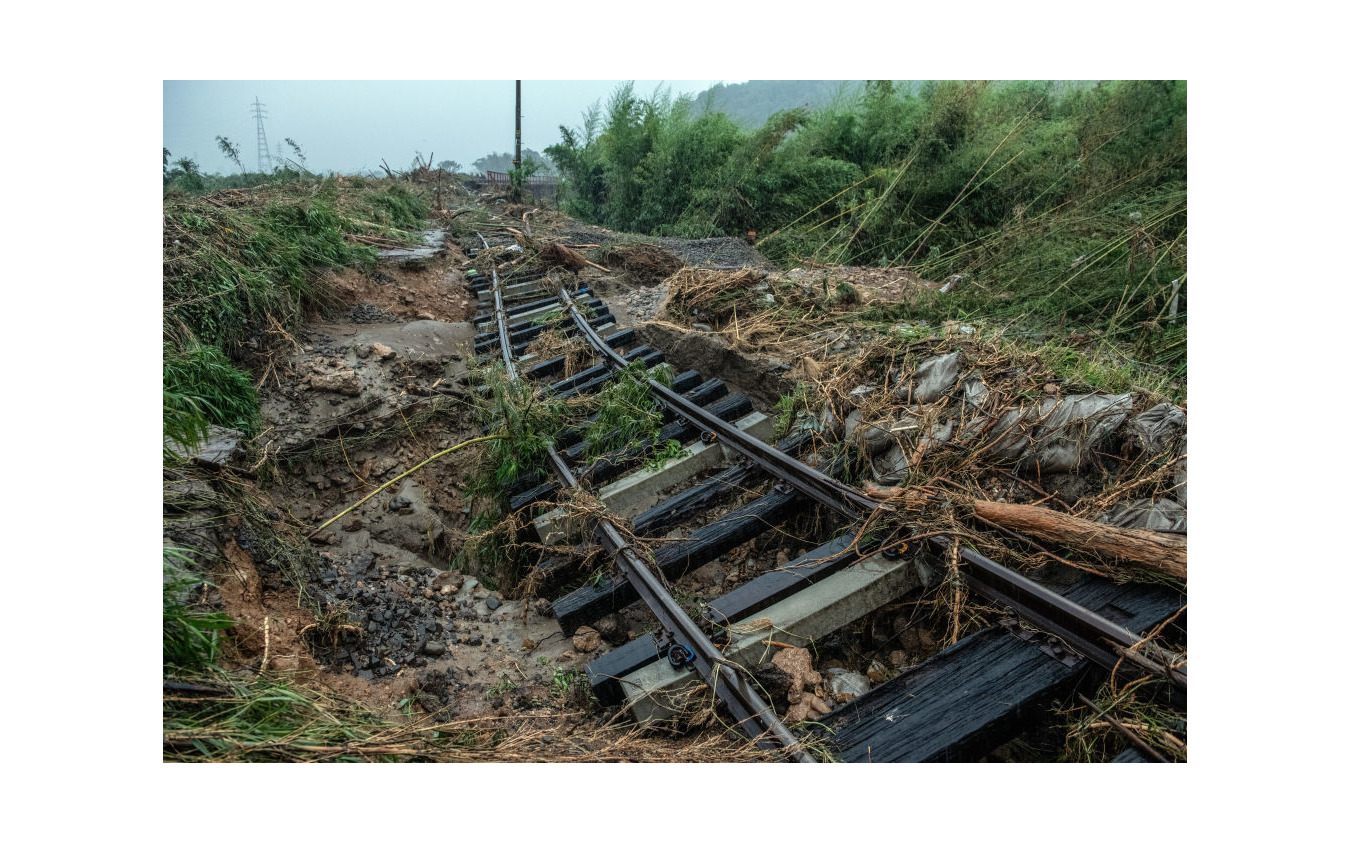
555 283 1186 691
483 248 813 761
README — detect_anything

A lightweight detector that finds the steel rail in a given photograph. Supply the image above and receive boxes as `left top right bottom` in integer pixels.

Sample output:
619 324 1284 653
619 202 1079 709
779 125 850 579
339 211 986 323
556 283 1187 690
484 255 813 762
557 287 877 517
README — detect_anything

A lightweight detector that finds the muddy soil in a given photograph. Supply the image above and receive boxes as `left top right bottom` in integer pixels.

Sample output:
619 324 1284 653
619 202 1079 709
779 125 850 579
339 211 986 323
172 228 590 719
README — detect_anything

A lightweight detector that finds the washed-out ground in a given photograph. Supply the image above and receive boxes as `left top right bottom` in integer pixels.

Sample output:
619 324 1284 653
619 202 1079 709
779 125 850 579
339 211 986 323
166 191 1185 756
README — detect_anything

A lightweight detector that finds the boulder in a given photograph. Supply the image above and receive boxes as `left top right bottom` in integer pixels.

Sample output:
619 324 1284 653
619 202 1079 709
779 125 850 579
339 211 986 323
309 369 362 396
845 410 893 456
1026 394 1133 474
1128 402 1186 455
1101 498 1187 532
912 351 961 402
872 443 910 486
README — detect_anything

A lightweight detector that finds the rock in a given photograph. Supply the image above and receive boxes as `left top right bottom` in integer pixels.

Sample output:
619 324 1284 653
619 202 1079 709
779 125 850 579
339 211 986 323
771 647 823 706
692 561 726 589
1101 498 1187 532
916 627 936 649
961 371 990 407
825 668 871 702
355 344 372 359
485 595 501 611
785 691 832 723
845 410 893 456
872 443 910 486
422 640 447 657
592 614 625 645
371 342 396 360
463 578 479 593
866 660 888 685
1027 393 1133 474
912 352 961 402
889 650 908 668
1128 402 1186 455
572 626 602 653
1174 436 1188 506
309 369 362 396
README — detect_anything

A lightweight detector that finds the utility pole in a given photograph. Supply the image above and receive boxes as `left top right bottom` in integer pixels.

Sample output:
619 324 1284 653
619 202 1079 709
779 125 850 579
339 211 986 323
514 80 522 171
252 97 273 173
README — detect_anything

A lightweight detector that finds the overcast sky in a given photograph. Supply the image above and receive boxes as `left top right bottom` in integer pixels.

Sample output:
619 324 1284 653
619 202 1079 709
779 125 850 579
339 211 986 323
163 80 735 175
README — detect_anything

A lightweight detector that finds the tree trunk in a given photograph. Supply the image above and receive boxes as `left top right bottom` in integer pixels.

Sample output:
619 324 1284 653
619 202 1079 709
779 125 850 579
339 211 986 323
970 499 1186 581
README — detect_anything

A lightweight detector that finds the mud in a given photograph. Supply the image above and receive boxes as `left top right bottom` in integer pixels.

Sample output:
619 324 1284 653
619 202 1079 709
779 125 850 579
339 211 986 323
636 321 796 412
170 226 600 720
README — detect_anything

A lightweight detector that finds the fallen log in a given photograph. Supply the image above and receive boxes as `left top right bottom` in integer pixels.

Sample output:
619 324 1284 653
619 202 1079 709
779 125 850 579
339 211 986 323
969 499 1186 581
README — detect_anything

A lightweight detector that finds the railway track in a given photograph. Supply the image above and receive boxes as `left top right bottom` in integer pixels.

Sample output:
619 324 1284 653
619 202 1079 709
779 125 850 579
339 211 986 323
467 230 1187 762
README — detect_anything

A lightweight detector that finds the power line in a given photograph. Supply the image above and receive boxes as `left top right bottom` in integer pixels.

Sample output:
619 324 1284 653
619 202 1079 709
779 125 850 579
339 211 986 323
251 97 273 173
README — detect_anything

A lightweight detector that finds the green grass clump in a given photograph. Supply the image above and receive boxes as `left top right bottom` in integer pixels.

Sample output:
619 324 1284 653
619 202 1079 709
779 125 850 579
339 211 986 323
470 362 570 493
163 177 431 453
163 341 260 449
583 359 676 462
164 671 408 762
163 547 234 673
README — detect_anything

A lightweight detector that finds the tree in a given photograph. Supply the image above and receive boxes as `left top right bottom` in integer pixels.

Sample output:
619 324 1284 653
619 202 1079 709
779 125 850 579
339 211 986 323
216 136 245 174
284 138 308 168
169 157 204 192
436 160 461 173
472 148 555 175
508 158 541 202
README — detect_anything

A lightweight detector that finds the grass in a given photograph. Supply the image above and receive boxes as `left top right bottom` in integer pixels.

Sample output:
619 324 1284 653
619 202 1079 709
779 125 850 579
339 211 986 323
163 340 260 451
1062 678 1187 762
163 668 804 762
163 177 431 451
773 383 811 439
163 547 235 673
582 359 676 462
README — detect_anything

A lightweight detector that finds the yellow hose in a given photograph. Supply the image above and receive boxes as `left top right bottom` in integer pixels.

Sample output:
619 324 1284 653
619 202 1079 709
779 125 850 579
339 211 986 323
308 433 503 538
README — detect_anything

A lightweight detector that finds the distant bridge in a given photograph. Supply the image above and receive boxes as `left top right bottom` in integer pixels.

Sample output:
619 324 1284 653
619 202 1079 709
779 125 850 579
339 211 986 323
482 170 559 200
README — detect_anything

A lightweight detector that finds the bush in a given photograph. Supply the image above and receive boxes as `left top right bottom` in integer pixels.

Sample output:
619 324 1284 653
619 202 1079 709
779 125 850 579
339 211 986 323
546 80 1186 368
163 547 234 673
163 178 431 452
164 341 260 447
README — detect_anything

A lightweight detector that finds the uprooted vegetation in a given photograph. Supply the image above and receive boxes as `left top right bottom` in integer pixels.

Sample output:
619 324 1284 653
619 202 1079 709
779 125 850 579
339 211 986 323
163 121 1186 759
461 355 684 594
646 266 1186 592
163 177 432 453
548 80 1186 381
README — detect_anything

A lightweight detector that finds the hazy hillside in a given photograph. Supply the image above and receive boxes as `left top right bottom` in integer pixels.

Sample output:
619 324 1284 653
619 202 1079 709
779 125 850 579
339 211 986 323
693 80 914 126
